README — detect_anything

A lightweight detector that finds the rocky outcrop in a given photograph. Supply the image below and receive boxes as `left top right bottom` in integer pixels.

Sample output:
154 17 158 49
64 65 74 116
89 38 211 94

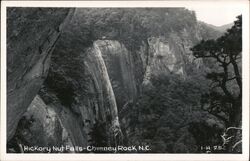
143 37 185 85
142 28 207 86
7 8 74 141
140 22 222 86
7 96 64 152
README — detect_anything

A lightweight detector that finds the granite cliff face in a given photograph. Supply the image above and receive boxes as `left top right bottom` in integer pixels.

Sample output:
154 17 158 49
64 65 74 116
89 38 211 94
7 8 74 141
95 40 139 109
7 8 224 153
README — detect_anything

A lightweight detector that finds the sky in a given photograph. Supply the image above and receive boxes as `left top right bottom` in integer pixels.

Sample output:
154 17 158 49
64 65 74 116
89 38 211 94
187 4 243 26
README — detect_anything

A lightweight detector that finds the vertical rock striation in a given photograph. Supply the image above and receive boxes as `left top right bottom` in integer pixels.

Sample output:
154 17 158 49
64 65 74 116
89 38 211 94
82 41 122 145
95 40 138 109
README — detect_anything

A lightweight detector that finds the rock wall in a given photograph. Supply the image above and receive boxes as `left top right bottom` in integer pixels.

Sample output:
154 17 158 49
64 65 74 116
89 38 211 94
7 8 74 141
82 41 122 144
142 29 206 86
95 40 138 109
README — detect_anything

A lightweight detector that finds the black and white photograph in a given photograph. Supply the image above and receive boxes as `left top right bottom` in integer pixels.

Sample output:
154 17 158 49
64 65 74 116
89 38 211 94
1 0 249 161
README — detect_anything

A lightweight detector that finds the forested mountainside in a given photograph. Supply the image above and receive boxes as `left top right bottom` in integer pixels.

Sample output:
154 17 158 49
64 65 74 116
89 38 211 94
7 8 241 153
202 22 234 33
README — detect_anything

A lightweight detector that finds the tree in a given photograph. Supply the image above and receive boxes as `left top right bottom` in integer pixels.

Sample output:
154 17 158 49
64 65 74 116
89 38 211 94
88 120 109 153
191 15 242 128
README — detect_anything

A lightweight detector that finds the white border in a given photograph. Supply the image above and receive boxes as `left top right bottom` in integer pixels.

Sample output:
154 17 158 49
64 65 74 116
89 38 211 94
1 1 249 161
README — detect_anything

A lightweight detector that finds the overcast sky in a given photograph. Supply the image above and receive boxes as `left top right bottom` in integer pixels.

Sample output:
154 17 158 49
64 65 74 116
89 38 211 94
187 4 243 26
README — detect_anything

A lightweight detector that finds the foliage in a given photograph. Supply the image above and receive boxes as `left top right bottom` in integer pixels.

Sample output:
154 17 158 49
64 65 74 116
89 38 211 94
126 74 214 153
191 15 242 127
88 120 109 153
64 8 197 51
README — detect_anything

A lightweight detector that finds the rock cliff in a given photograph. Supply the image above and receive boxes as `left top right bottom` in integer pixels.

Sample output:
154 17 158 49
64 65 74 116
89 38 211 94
95 40 138 109
7 8 74 141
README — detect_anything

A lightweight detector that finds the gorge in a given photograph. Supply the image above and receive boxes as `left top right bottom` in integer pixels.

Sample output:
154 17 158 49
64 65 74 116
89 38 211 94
6 8 241 153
